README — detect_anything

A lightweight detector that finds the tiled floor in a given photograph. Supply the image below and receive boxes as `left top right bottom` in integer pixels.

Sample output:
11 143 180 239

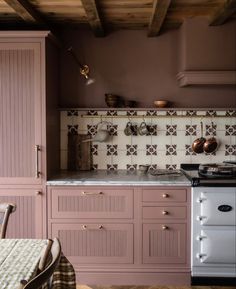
76 285 236 289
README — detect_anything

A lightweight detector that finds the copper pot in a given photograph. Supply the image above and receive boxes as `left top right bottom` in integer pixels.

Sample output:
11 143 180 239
203 122 218 154
192 122 206 154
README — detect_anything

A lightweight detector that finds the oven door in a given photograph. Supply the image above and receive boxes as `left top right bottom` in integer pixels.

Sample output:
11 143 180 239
200 191 236 226
199 229 236 264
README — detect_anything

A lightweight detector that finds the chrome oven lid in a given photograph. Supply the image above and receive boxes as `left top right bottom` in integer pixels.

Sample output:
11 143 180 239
198 163 236 177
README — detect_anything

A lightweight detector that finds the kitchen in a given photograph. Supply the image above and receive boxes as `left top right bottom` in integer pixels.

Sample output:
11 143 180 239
0 0 236 288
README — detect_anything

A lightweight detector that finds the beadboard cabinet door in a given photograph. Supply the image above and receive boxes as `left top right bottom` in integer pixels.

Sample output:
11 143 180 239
0 188 44 238
0 42 42 185
143 223 187 264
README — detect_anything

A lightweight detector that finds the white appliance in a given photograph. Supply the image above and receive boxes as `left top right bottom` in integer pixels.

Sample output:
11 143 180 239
191 187 236 278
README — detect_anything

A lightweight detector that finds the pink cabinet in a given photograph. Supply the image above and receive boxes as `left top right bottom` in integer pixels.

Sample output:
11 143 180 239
143 223 187 264
51 223 133 264
0 41 42 185
0 188 44 238
0 31 60 239
50 187 133 219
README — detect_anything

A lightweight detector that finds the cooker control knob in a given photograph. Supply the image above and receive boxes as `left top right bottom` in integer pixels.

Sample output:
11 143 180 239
196 236 203 241
196 216 203 221
197 198 203 203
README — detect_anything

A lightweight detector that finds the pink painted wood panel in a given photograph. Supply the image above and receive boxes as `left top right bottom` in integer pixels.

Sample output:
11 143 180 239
143 223 187 264
51 223 133 264
143 206 187 219
142 188 187 202
50 187 133 219
0 42 42 185
0 188 43 238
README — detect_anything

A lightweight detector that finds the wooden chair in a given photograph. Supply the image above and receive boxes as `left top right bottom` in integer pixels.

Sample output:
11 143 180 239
21 238 61 289
0 203 16 238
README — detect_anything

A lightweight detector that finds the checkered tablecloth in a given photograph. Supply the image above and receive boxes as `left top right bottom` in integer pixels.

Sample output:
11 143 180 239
0 239 76 289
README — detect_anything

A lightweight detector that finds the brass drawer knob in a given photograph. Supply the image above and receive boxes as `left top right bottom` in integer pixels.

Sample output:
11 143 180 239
35 191 42 195
162 193 169 198
162 225 168 230
162 210 168 215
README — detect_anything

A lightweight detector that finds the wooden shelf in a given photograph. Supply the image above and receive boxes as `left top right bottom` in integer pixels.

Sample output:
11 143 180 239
177 70 236 87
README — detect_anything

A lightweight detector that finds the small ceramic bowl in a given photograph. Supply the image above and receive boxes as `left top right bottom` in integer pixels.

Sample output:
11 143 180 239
154 100 168 108
138 164 150 174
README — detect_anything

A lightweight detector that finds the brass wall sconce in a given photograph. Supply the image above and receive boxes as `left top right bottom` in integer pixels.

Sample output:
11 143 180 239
68 47 95 85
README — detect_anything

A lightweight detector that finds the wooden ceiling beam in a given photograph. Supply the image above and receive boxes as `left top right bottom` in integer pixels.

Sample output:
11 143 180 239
3 0 46 25
148 0 171 37
81 0 105 37
209 0 236 26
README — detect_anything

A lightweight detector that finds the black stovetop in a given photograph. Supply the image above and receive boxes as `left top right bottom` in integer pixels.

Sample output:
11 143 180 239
181 163 236 187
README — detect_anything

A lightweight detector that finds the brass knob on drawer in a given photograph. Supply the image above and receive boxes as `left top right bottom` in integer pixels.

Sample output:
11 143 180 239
162 225 168 230
162 210 168 215
35 191 42 195
82 225 87 230
162 193 169 198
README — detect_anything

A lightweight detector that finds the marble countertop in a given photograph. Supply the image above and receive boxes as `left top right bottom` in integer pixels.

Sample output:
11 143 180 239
47 170 191 186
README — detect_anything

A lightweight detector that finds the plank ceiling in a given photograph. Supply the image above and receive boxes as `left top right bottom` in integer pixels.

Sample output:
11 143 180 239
0 0 236 37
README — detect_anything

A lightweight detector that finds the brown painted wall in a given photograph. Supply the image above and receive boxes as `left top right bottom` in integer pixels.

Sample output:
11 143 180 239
59 21 236 108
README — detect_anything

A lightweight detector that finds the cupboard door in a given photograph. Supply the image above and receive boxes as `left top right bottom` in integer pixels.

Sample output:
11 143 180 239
51 223 133 264
0 189 43 238
143 223 186 264
50 187 133 219
0 42 42 184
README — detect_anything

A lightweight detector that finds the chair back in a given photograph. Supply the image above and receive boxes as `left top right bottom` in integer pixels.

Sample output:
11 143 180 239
0 203 16 238
22 238 61 289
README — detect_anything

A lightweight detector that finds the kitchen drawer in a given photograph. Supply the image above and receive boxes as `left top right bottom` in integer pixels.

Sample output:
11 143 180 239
51 223 133 264
143 206 187 219
142 188 187 203
49 187 133 219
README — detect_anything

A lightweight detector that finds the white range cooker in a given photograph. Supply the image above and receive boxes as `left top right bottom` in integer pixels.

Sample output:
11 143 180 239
182 163 236 286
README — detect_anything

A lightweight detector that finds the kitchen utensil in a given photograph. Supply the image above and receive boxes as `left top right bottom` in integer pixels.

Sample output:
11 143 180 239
154 100 168 108
150 169 182 176
138 121 149 136
124 121 133 136
68 134 92 170
138 164 150 174
203 122 219 154
83 121 110 142
192 121 206 154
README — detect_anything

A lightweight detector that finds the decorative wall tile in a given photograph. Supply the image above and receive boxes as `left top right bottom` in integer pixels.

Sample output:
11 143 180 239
166 164 177 170
91 145 98 156
126 145 138 155
166 145 177 155
107 145 118 156
87 125 97 136
185 144 196 156
149 164 157 171
147 124 157 136
225 125 236 136
127 164 137 171
166 125 177 136
67 125 78 134
107 164 118 171
205 123 217 136
67 110 79 116
185 125 197 136
60 110 236 170
92 164 98 170
225 145 236 156
146 145 157 155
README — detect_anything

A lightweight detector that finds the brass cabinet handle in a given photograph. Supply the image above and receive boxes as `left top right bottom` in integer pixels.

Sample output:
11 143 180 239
162 193 169 198
82 191 103 195
35 191 42 196
35 145 41 178
82 225 104 230
162 225 168 230
162 210 168 215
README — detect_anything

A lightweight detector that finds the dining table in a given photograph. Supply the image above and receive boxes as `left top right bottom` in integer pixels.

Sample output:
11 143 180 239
0 239 76 289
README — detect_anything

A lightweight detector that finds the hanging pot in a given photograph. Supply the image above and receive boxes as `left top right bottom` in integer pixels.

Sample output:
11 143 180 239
203 122 219 154
192 121 206 154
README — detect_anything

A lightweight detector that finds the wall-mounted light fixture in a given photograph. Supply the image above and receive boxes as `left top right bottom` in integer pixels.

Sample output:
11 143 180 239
68 47 95 85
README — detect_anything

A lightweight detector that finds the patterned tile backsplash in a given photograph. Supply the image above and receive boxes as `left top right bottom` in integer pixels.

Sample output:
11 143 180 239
60 109 236 171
